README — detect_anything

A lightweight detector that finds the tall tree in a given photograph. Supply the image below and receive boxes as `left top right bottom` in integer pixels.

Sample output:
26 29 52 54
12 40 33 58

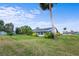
15 25 33 35
40 3 56 39
15 27 21 34
4 23 14 35
20 26 33 35
0 20 4 31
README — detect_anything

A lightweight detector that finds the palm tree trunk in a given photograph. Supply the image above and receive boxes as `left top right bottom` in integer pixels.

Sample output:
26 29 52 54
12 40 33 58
49 3 56 39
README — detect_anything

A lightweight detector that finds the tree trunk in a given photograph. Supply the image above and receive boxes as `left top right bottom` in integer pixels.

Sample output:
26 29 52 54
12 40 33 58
49 3 56 39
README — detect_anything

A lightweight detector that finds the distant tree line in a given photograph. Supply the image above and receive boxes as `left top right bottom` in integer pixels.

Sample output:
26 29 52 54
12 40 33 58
0 20 33 35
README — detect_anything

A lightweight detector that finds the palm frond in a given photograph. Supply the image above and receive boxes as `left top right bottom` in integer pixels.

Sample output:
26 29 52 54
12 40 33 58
40 3 54 10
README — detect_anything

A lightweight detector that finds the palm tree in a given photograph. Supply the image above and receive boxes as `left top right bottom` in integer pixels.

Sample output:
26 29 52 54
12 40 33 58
40 3 56 39
63 27 67 31
55 27 59 33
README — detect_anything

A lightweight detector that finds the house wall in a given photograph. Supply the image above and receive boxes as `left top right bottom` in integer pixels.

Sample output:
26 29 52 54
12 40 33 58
37 32 45 36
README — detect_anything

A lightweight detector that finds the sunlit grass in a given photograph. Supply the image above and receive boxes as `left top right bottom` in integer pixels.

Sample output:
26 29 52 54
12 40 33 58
0 34 79 55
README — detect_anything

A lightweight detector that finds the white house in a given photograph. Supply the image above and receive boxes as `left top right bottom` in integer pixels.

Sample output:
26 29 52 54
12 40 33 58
33 27 52 36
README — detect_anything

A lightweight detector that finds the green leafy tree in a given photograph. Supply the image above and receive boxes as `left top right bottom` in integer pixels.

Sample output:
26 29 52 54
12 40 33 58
21 26 33 35
15 25 33 35
44 32 54 39
40 3 56 39
0 20 4 31
15 27 21 34
4 23 14 35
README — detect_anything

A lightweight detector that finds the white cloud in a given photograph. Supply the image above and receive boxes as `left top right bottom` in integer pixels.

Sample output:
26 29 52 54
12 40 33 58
25 13 35 19
0 6 39 25
30 9 41 15
0 6 37 21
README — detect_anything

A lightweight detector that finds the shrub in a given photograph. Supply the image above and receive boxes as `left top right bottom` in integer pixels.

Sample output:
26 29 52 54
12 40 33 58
7 32 14 36
32 32 38 37
56 32 61 36
44 32 54 39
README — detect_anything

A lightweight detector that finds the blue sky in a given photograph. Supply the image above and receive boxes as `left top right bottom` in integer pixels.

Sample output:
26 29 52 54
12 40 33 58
0 3 79 32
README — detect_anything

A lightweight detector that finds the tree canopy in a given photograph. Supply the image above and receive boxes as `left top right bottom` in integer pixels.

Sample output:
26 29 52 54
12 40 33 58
15 25 33 35
0 20 4 31
4 23 14 35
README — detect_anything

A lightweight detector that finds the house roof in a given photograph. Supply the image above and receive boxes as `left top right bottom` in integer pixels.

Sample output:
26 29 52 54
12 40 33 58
33 27 52 32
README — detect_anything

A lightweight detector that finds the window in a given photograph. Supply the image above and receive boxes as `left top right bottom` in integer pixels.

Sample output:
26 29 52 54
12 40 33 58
41 32 43 35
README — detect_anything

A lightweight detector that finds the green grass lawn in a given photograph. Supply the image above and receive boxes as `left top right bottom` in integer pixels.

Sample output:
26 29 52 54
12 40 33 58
0 34 79 56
